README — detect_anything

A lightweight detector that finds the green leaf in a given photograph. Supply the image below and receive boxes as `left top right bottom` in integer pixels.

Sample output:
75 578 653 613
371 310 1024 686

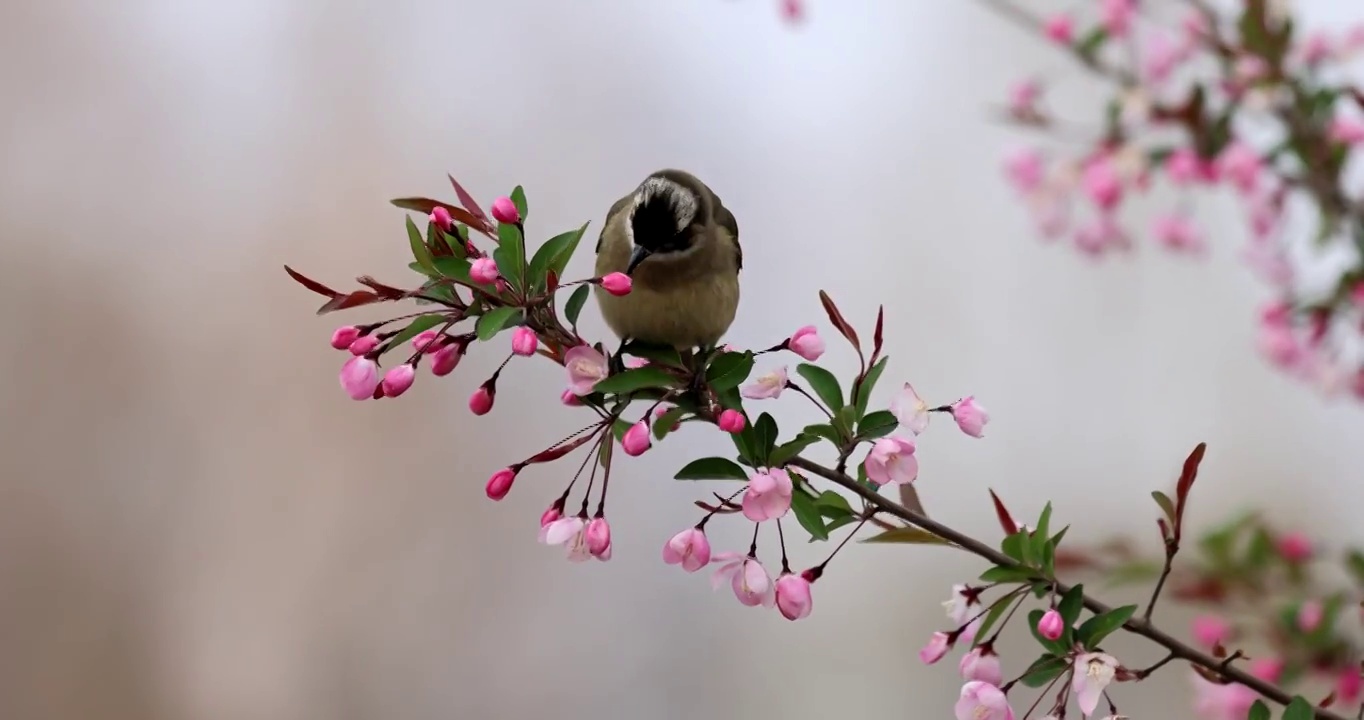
674 457 749 481
432 256 473 286
1058 584 1085 627
1075 27 1108 62
730 428 755 466
1027 609 1070 655
610 418 632 442
790 490 829 541
510 185 528 220
1283 696 1313 720
408 261 439 279
1245 526 1273 569
385 314 445 351
814 491 854 518
861 526 949 544
857 410 898 440
1019 655 1070 688
832 404 858 440
796 364 843 412
1151 491 1176 523
494 223 525 291
528 223 589 292
1002 531 1036 567
973 595 1018 643
1346 551 1364 587
1247 700 1270 720
853 356 889 418
979 565 1037 584
564 285 590 327
769 435 820 468
1076 604 1137 650
592 366 682 395
823 515 860 535
751 413 779 464
406 216 437 273
475 306 520 341
1034 503 1053 546
653 407 688 441
706 352 755 392
801 423 840 444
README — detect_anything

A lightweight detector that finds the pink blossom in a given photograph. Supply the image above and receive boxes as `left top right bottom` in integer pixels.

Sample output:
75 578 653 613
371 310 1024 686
468 385 494 415
348 335 380 356
1081 156 1124 210
1045 13 1074 44
1218 142 1263 195
585 517 611 559
890 382 931 434
540 505 562 528
741 366 789 400
1277 531 1313 562
1329 115 1364 145
411 329 445 354
954 681 1015 720
429 206 453 232
787 325 825 361
1249 657 1285 683
1192 673 1259 720
331 325 362 350
1008 79 1041 116
1243 240 1292 287
621 421 652 456
943 584 975 626
779 0 802 23
775 572 813 620
1181 10 1208 42
431 343 462 376
1300 31 1334 65
1192 615 1230 649
718 409 747 434
1337 667 1362 704
485 468 516 501
1257 317 1305 371
1153 213 1206 254
950 396 989 438
959 647 1004 686
1074 216 1127 257
540 515 600 563
1233 56 1269 87
1004 148 1046 194
511 327 538 356
470 257 500 285
663 527 712 572
1099 0 1136 37
1297 600 1324 633
742 468 794 522
863 436 919 486
711 553 776 608
653 403 682 431
1166 148 1213 185
599 272 633 296
565 345 609 396
1142 32 1185 84
1073 653 1119 717
381 363 416 398
624 356 649 369
490 196 520 225
1037 609 1065 641
339 356 381 400
920 632 952 664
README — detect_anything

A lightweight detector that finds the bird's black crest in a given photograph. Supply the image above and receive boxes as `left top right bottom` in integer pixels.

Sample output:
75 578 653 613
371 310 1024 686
630 189 695 254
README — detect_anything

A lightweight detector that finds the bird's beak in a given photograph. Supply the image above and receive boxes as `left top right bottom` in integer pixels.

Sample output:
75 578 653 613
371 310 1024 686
626 245 652 276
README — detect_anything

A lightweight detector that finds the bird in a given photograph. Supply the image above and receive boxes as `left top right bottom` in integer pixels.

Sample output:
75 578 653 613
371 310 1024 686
593 169 742 362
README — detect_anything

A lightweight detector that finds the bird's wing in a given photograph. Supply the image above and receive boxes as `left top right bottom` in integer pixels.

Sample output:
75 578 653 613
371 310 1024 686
595 192 636 254
711 193 741 273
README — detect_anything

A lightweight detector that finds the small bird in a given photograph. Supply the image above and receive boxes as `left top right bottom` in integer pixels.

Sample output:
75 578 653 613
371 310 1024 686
593 169 742 357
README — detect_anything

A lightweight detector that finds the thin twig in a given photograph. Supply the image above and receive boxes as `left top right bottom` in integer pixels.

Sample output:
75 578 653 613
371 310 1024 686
1144 547 1176 621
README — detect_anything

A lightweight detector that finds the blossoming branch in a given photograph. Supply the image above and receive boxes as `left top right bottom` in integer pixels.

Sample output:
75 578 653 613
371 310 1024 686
287 176 1357 720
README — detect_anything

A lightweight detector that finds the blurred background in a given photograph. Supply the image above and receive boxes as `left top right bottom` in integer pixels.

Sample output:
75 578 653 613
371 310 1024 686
2 1 1362 718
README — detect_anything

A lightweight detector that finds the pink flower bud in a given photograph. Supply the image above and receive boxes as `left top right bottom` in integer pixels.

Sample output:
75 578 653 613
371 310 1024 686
1044 13 1074 44
1153 213 1205 254
1337 666 1362 704
470 257 500 285
599 272 633 296
1037 609 1065 641
540 505 562 528
490 196 520 225
511 327 538 356
1192 615 1230 648
1099 0 1135 37
718 409 746 434
430 343 462 376
742 468 795 521
621 421 652 456
787 325 825 361
411 329 445 354
663 527 712 572
775 572 814 621
348 335 380 356
1277 532 1313 562
585 517 612 557
485 468 516 501
1081 156 1123 211
1008 79 1041 117
339 356 381 400
429 206 453 231
950 397 989 438
560 388 582 406
1249 657 1284 683
381 363 416 398
919 632 951 665
652 404 681 431
469 385 495 416
958 647 1003 686
494 278 509 294
1329 116 1364 145
1004 148 1045 194
1297 600 1324 633
1218 142 1263 195
331 325 362 350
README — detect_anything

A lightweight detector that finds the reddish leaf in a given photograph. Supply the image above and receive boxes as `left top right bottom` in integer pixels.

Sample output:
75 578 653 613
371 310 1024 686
1157 517 1171 541
872 305 885 360
694 500 740 514
526 430 600 464
390 197 490 235
447 174 493 229
317 290 382 315
546 269 559 293
356 275 408 300
818 290 861 352
1320 692 1337 709
1173 443 1207 539
284 265 339 299
988 489 1018 535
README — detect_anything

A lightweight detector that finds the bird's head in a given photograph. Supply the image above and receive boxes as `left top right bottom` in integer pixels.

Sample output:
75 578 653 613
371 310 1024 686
625 174 703 275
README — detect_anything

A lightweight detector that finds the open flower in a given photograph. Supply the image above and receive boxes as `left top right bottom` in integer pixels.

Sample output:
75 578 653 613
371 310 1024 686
920 632 952 664
950 397 989 438
959 646 1003 686
663 527 711 572
742 468 794 521
889 382 931 434
787 325 825 361
539 515 597 563
864 436 918 485
711 553 775 608
954 681 1015 720
565 345 609 396
1073 652 1119 717
741 366 789 400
